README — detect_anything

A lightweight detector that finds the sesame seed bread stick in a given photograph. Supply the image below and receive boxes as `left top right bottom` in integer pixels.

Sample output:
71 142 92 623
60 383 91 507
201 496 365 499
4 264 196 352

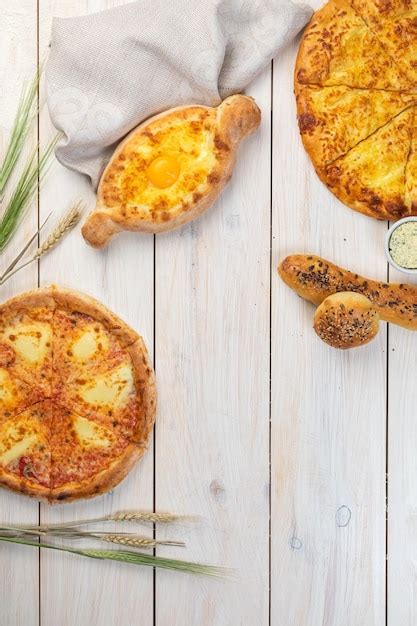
279 254 417 331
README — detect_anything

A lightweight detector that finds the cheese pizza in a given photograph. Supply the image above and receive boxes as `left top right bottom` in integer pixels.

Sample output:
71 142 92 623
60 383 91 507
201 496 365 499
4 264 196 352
295 0 417 219
0 287 156 503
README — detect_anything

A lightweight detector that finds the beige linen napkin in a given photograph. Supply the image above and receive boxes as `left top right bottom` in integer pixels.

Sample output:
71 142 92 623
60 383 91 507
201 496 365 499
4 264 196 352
46 0 312 186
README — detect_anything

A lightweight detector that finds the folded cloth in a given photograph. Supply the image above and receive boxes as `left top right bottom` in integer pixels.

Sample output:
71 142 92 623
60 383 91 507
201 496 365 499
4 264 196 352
46 0 313 186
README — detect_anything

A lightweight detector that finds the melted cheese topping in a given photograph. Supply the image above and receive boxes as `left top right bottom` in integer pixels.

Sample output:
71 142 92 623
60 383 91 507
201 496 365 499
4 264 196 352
298 0 409 90
102 110 218 214
73 415 113 448
71 326 109 361
0 436 37 465
4 322 51 364
0 370 15 406
325 108 413 216
298 86 414 165
340 111 411 190
0 420 38 465
80 363 134 408
350 0 417 84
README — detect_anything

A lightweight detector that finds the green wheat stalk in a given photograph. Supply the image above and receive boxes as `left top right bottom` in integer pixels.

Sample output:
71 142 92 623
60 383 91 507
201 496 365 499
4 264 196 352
0 535 229 579
0 70 40 195
0 134 58 252
0 525 185 549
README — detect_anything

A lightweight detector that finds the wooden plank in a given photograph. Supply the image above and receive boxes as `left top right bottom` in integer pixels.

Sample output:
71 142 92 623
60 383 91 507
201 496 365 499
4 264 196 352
0 1 40 624
271 22 387 626
38 2 154 625
387 265 417 625
153 69 271 626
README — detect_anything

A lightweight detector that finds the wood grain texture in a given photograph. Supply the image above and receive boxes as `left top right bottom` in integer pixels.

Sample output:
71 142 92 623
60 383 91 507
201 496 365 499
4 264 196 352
1 0 408 624
271 11 387 625
387 265 417 626
38 3 154 626
0 2 40 624
153 68 270 626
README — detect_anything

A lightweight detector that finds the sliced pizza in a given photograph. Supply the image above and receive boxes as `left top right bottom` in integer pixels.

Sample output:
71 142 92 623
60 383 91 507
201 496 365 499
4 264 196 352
0 401 51 501
296 85 416 165
321 108 414 219
350 0 417 86
0 368 43 424
52 307 132 384
50 404 140 502
53 342 154 445
52 287 138 348
295 0 412 90
0 286 156 502
0 290 54 395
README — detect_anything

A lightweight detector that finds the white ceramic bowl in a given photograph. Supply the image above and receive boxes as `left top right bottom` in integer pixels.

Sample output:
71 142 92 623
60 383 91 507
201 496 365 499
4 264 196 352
385 216 417 275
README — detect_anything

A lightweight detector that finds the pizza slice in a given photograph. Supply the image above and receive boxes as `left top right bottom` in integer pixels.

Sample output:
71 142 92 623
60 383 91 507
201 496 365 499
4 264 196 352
52 307 133 384
405 107 417 213
50 404 140 502
0 367 43 424
296 85 416 165
321 108 414 219
295 0 413 90
350 0 417 86
0 291 54 395
53 347 152 444
0 401 51 501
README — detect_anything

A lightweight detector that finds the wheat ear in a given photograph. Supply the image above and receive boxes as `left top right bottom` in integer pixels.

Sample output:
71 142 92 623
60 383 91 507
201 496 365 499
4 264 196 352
34 510 200 531
109 511 197 524
0 201 84 285
33 202 83 259
98 534 185 548
0 536 230 578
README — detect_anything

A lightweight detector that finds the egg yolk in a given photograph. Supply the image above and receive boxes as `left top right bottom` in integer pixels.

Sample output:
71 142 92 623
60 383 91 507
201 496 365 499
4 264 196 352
147 155 180 189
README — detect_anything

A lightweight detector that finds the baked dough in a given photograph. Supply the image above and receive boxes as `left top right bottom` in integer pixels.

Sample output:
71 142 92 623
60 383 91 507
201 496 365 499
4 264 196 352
313 292 380 348
296 86 415 166
295 0 413 90
82 95 261 247
406 110 417 213
295 0 417 219
279 254 417 330
322 108 414 220
0 287 156 503
351 0 417 85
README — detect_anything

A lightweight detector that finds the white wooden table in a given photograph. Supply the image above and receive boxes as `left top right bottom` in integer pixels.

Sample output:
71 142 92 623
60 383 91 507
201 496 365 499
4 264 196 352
1 0 414 624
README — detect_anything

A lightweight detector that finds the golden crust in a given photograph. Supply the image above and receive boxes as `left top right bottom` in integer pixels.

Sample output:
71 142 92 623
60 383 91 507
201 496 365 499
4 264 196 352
49 440 142 504
279 254 417 330
126 337 157 445
51 285 138 347
294 0 413 90
0 287 156 503
0 286 55 317
0 469 50 502
82 95 261 247
313 291 380 349
296 84 416 165
319 108 413 219
405 108 417 211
